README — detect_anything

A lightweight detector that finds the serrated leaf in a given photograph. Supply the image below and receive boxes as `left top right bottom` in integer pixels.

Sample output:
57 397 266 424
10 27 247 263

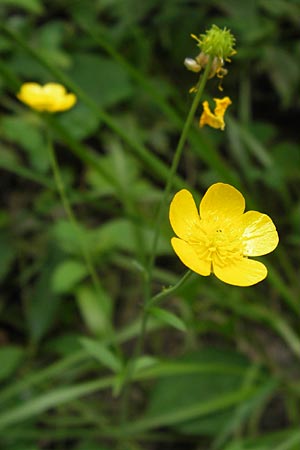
149 307 186 332
79 337 122 373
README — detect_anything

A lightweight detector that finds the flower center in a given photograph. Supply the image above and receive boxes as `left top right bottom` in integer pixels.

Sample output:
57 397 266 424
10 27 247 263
188 219 243 268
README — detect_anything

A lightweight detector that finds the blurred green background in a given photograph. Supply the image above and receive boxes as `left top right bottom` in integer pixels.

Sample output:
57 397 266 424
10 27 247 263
0 0 300 449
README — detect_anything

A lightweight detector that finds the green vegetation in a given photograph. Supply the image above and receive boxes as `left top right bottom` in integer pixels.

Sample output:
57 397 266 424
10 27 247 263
0 1 300 449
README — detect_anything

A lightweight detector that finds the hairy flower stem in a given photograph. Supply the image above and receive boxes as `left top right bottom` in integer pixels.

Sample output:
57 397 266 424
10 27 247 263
119 57 213 424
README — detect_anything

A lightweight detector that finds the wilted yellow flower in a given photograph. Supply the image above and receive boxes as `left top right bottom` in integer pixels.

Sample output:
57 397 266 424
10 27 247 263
17 82 76 113
169 183 279 287
200 97 231 130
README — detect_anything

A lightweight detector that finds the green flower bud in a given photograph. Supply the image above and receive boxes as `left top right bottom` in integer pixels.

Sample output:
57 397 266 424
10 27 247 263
192 25 236 61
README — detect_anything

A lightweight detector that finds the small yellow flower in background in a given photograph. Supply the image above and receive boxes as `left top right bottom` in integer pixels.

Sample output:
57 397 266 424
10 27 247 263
169 183 279 287
199 97 231 130
17 82 77 113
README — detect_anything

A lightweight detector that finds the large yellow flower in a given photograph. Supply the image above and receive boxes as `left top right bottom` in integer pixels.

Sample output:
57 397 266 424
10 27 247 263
169 183 279 287
17 82 76 113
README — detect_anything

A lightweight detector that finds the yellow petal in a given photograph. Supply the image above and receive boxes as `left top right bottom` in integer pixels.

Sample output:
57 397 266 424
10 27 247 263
213 258 267 286
239 211 279 257
169 189 201 240
199 97 231 130
59 93 77 111
17 83 44 109
171 237 211 276
200 183 245 221
44 83 67 96
214 97 232 116
199 101 225 130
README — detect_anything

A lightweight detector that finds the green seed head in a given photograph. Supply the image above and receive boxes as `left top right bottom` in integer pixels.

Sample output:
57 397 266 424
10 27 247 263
193 25 236 60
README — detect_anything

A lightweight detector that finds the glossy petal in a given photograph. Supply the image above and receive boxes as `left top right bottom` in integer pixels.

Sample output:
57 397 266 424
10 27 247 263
213 258 267 286
200 183 245 221
169 189 201 240
171 238 211 276
240 211 279 256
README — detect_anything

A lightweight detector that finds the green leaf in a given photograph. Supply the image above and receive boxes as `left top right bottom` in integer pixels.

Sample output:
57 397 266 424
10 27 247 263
1 116 48 173
92 218 170 256
57 103 100 140
70 53 132 108
76 284 112 336
52 259 87 294
0 0 43 13
0 346 24 382
133 355 158 374
145 348 273 436
223 428 300 450
26 245 63 342
51 220 92 257
148 307 186 332
79 337 122 373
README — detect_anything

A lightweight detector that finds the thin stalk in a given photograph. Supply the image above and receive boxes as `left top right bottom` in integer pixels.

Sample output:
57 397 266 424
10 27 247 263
147 270 193 309
119 309 149 425
119 60 212 423
119 269 193 423
147 57 213 285
46 132 105 307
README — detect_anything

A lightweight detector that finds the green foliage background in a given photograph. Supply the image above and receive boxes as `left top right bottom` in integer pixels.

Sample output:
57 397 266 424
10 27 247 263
0 0 300 449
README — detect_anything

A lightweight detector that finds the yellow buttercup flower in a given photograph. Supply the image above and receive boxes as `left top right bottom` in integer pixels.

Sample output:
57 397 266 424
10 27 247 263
17 82 77 113
199 97 231 130
169 183 279 287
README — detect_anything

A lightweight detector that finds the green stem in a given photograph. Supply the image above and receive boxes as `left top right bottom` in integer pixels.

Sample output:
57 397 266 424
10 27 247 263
119 60 212 423
147 57 213 283
147 270 193 309
120 269 193 423
119 310 148 423
77 25 239 186
46 132 111 320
